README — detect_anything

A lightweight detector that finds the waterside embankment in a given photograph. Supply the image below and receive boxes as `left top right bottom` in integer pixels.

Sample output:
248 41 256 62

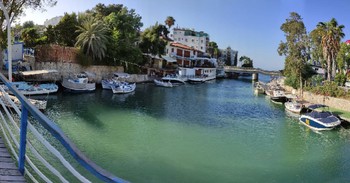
283 85 350 121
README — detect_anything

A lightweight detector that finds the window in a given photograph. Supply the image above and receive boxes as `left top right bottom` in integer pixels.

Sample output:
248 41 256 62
185 38 188 42
166 49 168 54
192 39 194 42
201 46 203 50
171 48 174 53
201 40 203 43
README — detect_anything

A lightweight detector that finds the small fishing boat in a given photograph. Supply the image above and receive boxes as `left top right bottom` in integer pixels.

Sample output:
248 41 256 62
299 104 341 131
112 83 136 94
102 72 129 89
62 72 96 92
154 79 173 87
101 79 121 89
0 91 47 110
284 100 303 114
9 82 58 95
161 74 186 84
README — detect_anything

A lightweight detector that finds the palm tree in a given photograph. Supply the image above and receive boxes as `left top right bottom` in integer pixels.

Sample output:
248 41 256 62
317 18 345 81
164 16 175 29
75 18 110 61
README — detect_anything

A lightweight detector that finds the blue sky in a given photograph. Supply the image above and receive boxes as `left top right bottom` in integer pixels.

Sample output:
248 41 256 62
21 0 350 70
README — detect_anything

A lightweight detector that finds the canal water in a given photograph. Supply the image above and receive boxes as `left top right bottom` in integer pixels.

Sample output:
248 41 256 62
44 76 350 183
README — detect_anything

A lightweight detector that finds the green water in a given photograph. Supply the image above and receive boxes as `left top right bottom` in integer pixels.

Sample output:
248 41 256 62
44 78 350 183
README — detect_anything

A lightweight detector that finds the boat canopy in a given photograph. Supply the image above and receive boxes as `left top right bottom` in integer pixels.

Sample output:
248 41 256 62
162 55 177 63
21 70 58 76
308 104 328 110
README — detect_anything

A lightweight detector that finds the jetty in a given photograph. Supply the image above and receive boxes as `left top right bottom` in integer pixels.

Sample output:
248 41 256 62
0 136 26 182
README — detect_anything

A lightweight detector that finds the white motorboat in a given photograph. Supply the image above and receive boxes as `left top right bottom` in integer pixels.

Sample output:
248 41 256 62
62 72 96 92
267 89 287 104
299 104 341 131
284 100 303 113
154 79 173 87
112 83 136 94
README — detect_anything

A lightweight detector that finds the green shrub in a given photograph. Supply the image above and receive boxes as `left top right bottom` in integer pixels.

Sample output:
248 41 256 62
334 73 347 86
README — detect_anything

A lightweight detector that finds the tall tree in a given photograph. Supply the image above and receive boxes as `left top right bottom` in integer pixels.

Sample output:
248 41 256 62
208 41 219 58
101 5 143 64
316 18 345 81
75 18 110 61
239 56 253 67
22 21 34 29
139 23 168 56
43 25 57 44
0 0 57 48
278 12 310 89
21 27 39 47
165 16 175 29
55 13 79 46
336 42 350 74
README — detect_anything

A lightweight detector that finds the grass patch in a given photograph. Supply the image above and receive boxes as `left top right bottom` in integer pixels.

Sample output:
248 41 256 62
328 107 350 120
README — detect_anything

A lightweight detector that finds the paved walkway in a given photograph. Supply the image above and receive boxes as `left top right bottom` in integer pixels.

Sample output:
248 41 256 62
0 136 26 183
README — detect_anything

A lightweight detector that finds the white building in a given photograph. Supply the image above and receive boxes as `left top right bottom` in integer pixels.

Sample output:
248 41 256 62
172 28 209 53
44 16 62 27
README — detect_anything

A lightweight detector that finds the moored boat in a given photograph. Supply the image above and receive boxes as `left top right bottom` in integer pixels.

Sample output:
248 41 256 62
62 72 96 92
299 104 341 131
112 83 136 94
284 100 303 114
10 82 58 95
268 89 287 104
102 72 130 89
154 79 173 87
0 90 47 110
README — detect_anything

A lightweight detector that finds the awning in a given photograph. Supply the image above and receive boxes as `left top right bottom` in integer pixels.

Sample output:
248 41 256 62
162 56 177 63
21 70 58 76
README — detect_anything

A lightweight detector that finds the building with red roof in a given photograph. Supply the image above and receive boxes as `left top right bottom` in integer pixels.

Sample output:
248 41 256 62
345 40 350 45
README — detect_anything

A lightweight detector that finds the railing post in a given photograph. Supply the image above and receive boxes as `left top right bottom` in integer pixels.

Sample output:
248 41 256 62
18 104 28 174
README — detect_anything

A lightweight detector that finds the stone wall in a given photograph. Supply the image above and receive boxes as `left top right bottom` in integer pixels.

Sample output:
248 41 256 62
301 91 350 112
33 61 149 83
26 45 151 83
35 45 78 63
284 85 350 112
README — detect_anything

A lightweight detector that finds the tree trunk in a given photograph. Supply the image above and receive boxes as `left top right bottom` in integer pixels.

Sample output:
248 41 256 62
332 56 336 79
327 55 331 81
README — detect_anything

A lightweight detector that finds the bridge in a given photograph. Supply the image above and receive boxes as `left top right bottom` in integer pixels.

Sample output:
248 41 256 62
224 66 281 75
223 66 281 80
0 72 127 183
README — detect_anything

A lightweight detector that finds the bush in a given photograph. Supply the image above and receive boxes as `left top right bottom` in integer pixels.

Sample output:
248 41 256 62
334 73 347 86
305 81 349 98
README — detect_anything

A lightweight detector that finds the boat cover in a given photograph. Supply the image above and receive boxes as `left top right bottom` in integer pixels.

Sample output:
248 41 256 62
307 111 338 123
308 104 328 110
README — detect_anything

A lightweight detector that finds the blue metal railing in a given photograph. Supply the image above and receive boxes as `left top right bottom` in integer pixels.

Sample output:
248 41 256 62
0 72 127 183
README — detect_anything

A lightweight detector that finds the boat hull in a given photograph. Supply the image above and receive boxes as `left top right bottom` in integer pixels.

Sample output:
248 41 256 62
112 83 136 94
62 79 96 92
284 102 303 113
299 116 340 131
270 96 287 104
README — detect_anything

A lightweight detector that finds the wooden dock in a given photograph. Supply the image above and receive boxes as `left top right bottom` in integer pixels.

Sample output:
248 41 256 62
0 136 26 183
